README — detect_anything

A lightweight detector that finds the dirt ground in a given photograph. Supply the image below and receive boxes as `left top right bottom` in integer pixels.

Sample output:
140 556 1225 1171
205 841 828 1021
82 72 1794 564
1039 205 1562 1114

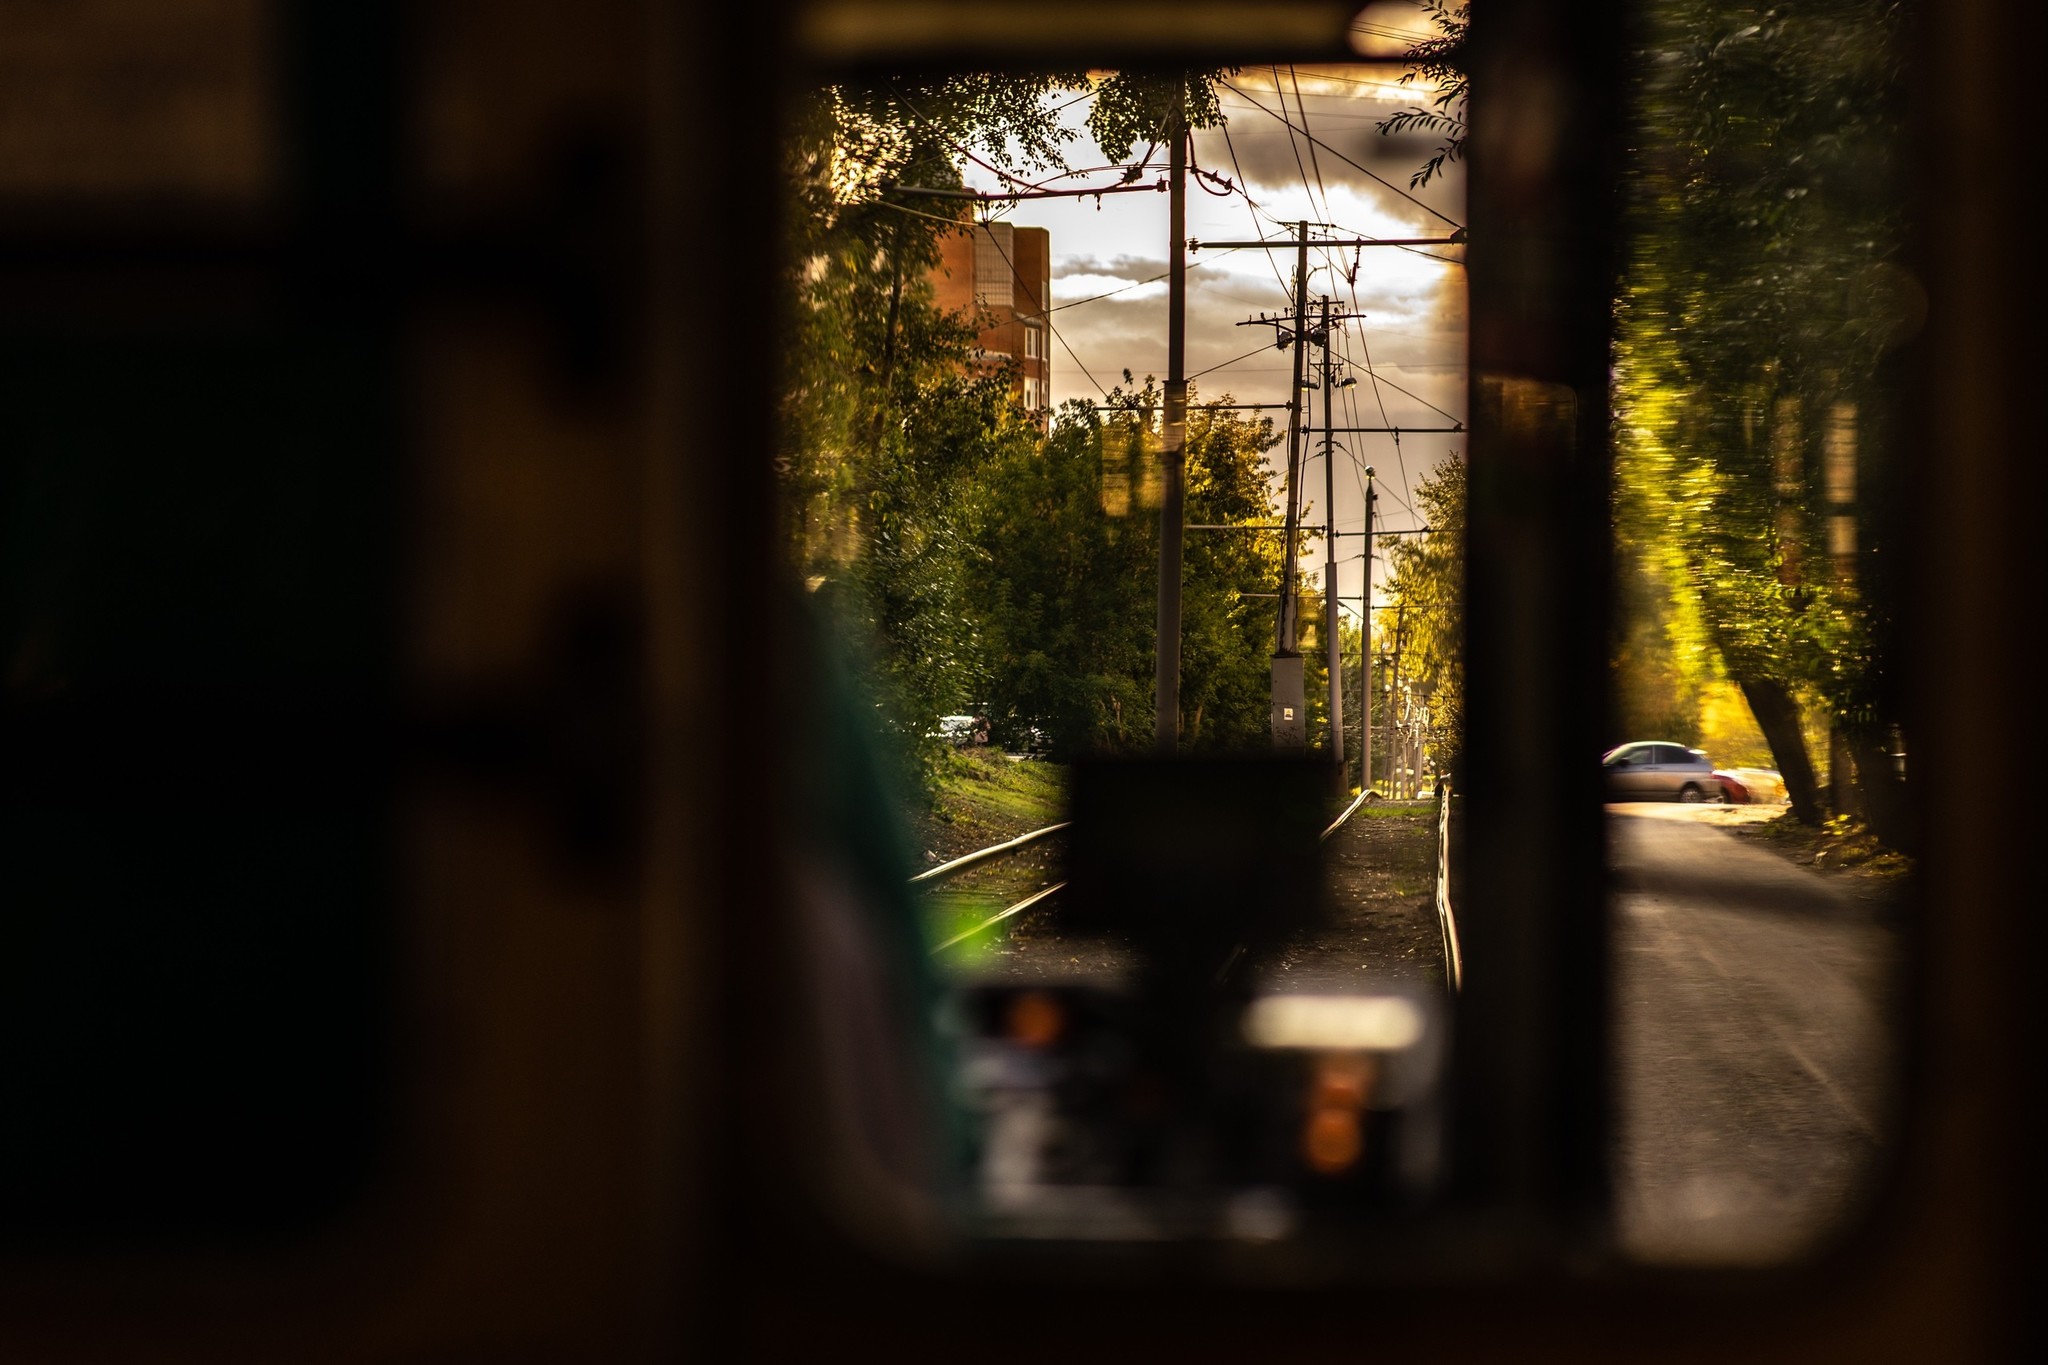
1260 802 1446 992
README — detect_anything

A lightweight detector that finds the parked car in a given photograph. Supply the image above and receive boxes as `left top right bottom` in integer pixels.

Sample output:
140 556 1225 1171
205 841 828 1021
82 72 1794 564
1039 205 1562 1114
930 714 991 746
1602 741 1719 802
1713 766 1787 804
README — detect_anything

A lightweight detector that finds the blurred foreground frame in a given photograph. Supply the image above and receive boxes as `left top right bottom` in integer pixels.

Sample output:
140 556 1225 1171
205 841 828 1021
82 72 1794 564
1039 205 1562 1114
0 0 2038 1362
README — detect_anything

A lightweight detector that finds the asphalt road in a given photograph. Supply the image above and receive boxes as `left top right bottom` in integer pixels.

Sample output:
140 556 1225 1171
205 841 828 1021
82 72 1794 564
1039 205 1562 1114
1607 804 1900 1264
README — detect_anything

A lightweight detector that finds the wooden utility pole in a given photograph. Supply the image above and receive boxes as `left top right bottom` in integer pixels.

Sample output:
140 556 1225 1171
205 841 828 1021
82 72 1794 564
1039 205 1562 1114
1154 83 1188 753
1388 601 1408 796
1264 222 1311 749
1361 468 1376 791
1206 227 1437 753
1276 222 1310 656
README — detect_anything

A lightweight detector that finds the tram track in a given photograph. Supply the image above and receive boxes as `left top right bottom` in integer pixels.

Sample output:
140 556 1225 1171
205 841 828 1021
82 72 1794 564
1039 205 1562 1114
917 788 1378 957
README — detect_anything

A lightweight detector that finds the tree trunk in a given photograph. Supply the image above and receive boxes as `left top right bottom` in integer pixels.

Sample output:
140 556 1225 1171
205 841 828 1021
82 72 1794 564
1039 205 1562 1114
1829 725 1860 817
1736 674 1825 825
1849 725 1914 854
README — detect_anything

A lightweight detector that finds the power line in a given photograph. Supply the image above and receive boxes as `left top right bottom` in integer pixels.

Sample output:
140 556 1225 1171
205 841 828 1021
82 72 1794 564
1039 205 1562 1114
1325 350 1464 425
1348 320 1410 509
868 197 976 230
1216 78 1464 233
1219 119 1294 298
975 216 1108 399
1187 338 1293 383
1287 66 1335 226
1271 66 1330 232
1043 246 1250 317
1277 66 1437 98
890 180 1167 203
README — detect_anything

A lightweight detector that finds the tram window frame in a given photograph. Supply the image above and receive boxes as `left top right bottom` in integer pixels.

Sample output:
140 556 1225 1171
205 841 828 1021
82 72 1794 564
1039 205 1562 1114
744 0 1995 1318
758 0 1619 1279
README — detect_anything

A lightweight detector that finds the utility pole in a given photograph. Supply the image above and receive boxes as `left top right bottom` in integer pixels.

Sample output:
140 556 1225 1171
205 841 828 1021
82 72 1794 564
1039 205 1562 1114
1317 297 1344 786
1270 221 1310 749
1276 224 1309 656
1361 467 1375 792
1154 82 1187 754
1388 601 1407 797
1213 224 1427 754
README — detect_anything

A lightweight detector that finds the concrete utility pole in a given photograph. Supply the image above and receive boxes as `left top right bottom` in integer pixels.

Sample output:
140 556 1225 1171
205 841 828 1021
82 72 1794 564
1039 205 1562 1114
1153 84 1187 754
1317 297 1344 783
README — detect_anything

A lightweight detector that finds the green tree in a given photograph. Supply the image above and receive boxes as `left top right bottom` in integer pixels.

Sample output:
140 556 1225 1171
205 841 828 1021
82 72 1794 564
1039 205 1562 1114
964 383 1285 757
1381 453 1465 782
963 398 1153 756
1374 1 1469 189
779 74 1085 788
778 71 1316 794
1613 0 1910 834
780 74 1084 569
1177 397 1291 750
1086 71 1231 167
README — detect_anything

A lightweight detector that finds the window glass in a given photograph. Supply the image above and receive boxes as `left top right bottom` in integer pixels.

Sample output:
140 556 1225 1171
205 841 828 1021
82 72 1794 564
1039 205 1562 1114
1608 0 1912 1265
778 42 1468 1253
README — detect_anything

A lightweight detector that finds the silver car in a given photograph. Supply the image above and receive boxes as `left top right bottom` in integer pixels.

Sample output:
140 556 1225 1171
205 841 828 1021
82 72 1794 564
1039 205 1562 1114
1602 741 1719 802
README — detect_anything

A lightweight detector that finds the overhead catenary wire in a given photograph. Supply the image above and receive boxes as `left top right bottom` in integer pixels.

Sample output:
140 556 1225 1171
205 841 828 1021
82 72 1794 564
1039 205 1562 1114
892 88 1159 206
1273 66 1330 229
1326 350 1464 426
879 77 1464 459
1216 78 1463 229
1187 338 1299 383
1042 245 1252 317
1287 65 1336 227
1346 318 1413 511
974 212 1110 398
1218 118 1295 298
1215 78 1465 253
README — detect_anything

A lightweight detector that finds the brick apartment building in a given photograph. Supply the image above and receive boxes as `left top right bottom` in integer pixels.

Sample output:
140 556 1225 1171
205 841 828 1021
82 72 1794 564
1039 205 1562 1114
930 222 1051 415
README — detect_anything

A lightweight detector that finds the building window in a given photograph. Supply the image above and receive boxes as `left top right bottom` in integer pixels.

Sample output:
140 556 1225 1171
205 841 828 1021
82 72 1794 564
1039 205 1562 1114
1024 325 1041 359
1023 377 1040 410
972 223 1015 307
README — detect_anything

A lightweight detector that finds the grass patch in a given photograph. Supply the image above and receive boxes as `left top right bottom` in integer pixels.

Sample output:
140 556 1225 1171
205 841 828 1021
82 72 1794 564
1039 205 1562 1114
1353 801 1436 819
906 748 1066 864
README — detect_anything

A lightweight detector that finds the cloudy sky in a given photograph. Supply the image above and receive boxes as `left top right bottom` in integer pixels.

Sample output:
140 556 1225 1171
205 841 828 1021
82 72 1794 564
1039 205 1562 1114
958 62 1467 614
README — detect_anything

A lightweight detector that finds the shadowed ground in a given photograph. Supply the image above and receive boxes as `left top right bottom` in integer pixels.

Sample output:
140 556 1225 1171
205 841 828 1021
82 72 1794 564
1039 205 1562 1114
1608 804 1900 1263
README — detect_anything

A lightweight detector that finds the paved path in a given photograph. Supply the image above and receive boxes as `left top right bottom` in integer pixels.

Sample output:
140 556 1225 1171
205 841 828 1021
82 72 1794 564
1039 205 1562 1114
1607 805 1899 1263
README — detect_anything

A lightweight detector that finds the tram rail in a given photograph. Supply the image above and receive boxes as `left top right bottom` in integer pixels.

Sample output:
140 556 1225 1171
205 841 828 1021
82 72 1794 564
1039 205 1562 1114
918 787 1377 957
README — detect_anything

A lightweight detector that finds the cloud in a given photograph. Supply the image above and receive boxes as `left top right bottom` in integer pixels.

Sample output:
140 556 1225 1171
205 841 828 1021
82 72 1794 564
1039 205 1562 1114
1056 275 1167 307
1060 252 1162 277
1016 68 1466 438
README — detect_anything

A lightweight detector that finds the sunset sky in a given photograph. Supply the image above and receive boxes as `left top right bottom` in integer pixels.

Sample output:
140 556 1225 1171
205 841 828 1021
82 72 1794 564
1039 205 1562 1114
955 62 1468 614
